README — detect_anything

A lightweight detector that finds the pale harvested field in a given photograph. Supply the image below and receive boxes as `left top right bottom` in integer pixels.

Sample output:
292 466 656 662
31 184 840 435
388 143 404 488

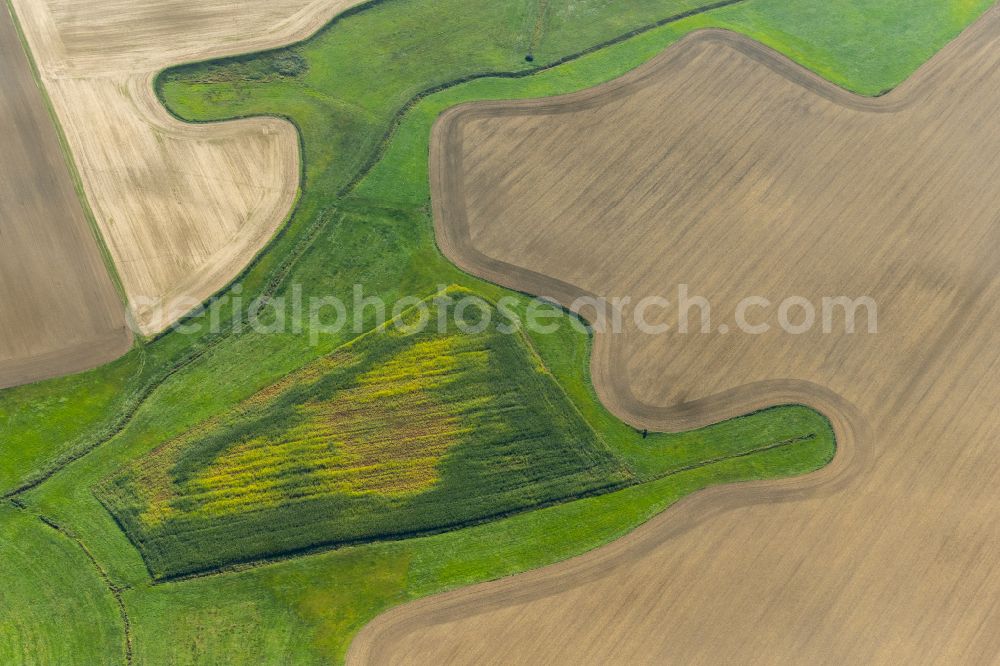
7 0 364 334
352 6 1000 664
0 4 129 388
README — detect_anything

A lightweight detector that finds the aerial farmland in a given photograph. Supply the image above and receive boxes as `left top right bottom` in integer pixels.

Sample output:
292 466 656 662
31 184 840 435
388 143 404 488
0 0 997 664
0 5 129 388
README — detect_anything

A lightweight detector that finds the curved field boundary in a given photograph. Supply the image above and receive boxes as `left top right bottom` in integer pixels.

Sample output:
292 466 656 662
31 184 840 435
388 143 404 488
429 26 882 442
7 0 365 335
4 0 751 497
351 30 888 663
150 0 752 341
353 5 1000 661
0 332 132 391
348 385 862 664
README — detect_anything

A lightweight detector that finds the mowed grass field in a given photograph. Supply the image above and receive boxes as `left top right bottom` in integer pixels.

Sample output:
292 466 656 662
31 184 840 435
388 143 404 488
0 505 123 663
0 0 991 663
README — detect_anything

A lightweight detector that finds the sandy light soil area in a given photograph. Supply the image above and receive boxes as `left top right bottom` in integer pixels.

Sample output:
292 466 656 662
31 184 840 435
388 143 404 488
0 4 130 388
7 0 363 334
352 5 1000 663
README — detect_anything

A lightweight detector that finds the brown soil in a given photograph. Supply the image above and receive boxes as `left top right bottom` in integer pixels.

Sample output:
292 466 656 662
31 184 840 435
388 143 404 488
352 5 1000 663
0 4 130 388
8 0 365 334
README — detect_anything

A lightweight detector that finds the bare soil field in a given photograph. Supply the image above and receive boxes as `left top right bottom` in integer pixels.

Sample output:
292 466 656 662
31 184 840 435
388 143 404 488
0 5 129 388
353 5 1000 663
7 0 364 334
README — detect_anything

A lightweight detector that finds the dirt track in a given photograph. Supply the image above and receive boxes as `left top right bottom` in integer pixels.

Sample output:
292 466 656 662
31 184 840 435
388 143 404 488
0 4 129 388
352 5 1000 663
7 0 365 334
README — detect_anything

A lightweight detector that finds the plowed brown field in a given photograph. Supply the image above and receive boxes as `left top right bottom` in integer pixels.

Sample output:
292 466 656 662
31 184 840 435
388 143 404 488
7 0 363 334
0 4 129 388
352 6 1000 664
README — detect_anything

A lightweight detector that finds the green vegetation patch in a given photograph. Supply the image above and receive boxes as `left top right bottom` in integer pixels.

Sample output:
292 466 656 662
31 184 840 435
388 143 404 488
160 50 308 85
97 288 632 579
2 0 991 661
0 505 124 664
